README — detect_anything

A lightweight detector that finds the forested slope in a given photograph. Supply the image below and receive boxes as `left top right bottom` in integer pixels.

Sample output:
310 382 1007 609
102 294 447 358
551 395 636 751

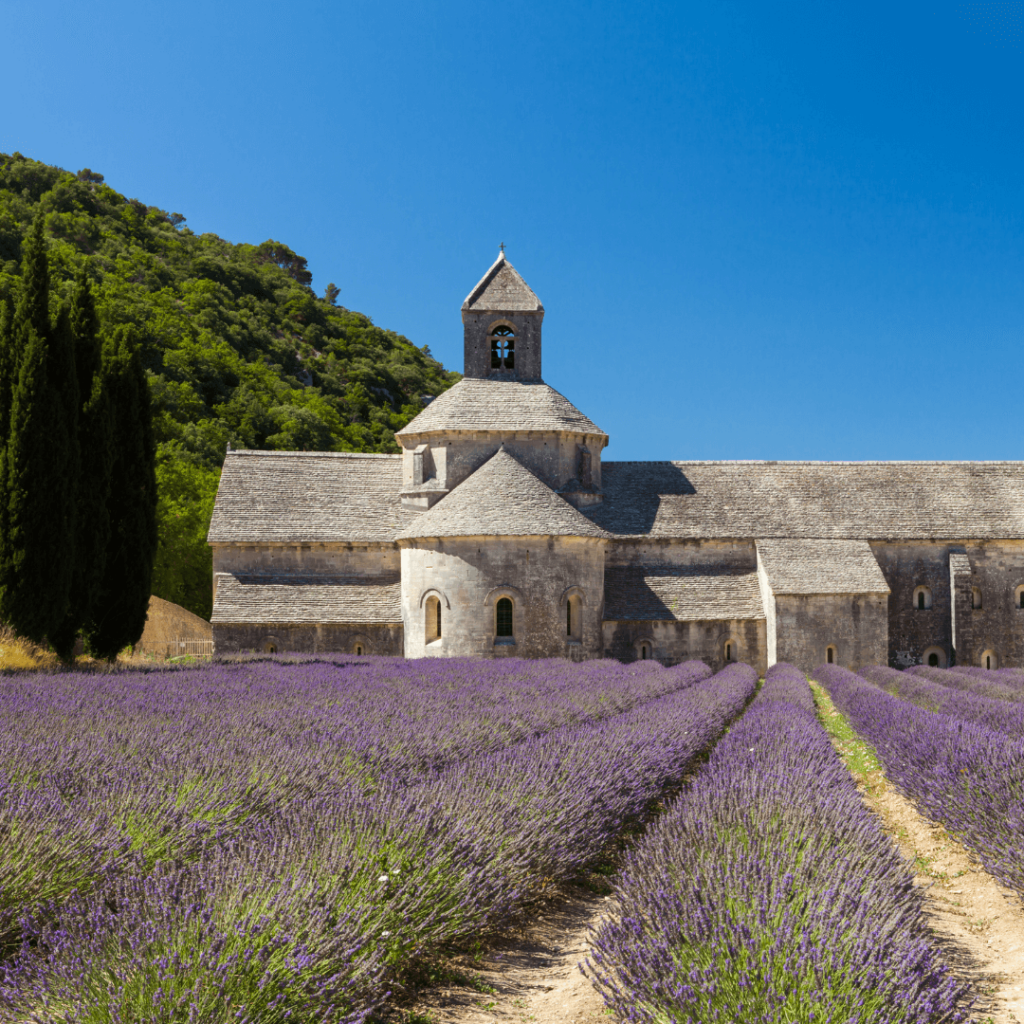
0 153 458 619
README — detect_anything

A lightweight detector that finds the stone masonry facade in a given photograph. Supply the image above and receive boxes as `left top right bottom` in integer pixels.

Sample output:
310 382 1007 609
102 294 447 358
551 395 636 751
208 252 1024 674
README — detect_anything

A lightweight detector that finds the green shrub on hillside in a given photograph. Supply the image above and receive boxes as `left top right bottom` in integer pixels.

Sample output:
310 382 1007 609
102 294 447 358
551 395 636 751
0 153 459 620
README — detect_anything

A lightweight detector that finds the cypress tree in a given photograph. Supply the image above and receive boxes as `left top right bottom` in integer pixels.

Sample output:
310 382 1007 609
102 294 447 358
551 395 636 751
83 326 157 660
0 298 14 566
50 272 112 661
0 216 78 644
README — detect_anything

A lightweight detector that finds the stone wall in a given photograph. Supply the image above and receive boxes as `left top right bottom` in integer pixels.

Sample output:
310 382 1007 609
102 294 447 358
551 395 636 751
212 622 403 656
773 592 888 673
602 617 766 675
604 537 756 570
400 535 605 659
871 542 954 668
955 540 1024 668
399 430 605 497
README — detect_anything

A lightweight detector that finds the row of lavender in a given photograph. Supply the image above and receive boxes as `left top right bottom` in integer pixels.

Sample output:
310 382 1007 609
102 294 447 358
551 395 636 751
860 664 1024 739
815 664 1024 901
0 655 712 943
0 658 753 1022
586 663 969 1024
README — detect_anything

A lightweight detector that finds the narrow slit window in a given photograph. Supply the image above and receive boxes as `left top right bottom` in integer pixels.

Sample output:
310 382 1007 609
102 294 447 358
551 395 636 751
827 647 834 664
566 601 572 637
918 591 925 610
496 597 514 637
725 642 733 662
640 643 649 660
986 654 992 669
426 596 442 643
355 644 363 656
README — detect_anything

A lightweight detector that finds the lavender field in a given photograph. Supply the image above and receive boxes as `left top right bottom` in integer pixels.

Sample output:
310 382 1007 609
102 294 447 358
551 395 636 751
0 655 752 1023
815 663 1024 902
586 664 970 1024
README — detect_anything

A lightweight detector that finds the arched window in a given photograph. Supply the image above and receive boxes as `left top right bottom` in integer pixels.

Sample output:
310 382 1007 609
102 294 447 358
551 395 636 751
489 324 515 370
1016 585 1024 609
913 586 932 611
638 641 651 660
355 644 363 656
426 595 442 644
826 646 836 664
262 637 280 654
972 587 982 610
724 641 734 662
496 597 514 637
981 649 998 670
928 652 939 666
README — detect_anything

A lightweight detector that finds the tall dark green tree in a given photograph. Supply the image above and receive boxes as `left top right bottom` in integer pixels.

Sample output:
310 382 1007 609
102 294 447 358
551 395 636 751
83 325 157 659
50 272 113 660
0 297 15 560
0 216 78 644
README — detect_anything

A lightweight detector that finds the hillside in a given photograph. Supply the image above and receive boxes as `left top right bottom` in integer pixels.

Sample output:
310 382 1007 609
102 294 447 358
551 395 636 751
0 152 459 620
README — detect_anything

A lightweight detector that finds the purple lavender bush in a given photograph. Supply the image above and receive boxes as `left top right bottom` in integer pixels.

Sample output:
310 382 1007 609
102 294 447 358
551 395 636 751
585 663 971 1024
906 664 1024 704
0 656 712 945
862 665 1024 738
0 658 748 1022
815 664 1024 900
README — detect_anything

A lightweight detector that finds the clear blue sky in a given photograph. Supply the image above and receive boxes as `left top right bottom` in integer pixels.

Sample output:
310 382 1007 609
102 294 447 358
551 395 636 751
4 1 1022 461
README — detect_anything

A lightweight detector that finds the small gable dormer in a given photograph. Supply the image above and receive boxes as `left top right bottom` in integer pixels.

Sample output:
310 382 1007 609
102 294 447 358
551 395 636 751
462 251 544 381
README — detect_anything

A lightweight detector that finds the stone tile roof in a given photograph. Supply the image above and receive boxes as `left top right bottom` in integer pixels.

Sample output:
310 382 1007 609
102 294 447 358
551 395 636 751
756 539 890 595
397 447 609 540
587 461 1024 540
211 572 402 624
396 378 606 439
462 253 543 312
208 451 416 544
604 566 765 621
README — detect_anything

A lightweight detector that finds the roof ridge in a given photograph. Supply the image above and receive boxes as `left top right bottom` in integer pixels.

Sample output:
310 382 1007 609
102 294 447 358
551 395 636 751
225 450 402 460
602 459 1024 466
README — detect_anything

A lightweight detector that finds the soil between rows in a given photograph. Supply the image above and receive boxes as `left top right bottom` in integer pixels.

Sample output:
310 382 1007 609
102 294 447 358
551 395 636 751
812 683 1024 1024
399 683 1024 1024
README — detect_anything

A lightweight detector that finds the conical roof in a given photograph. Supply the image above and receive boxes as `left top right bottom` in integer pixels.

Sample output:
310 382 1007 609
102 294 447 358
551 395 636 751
396 378 606 439
462 252 543 312
397 447 609 541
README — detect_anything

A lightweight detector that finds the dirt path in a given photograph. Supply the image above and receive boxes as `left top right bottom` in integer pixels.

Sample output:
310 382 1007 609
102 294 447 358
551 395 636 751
405 885 612 1024
812 683 1024 1024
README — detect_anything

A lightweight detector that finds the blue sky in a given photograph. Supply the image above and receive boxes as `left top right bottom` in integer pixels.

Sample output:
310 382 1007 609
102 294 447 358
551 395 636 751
4 0 1022 461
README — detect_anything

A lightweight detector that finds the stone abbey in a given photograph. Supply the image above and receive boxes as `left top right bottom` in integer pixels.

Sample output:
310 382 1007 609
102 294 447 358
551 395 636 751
208 253 1024 673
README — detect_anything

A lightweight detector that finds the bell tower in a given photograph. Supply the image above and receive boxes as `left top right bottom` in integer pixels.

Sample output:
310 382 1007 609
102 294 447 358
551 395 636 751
461 250 544 381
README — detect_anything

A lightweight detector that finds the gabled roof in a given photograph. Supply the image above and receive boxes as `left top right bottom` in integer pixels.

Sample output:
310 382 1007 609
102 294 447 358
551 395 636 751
397 447 609 540
604 566 765 621
585 460 1024 540
756 539 890 595
396 378 606 439
208 451 417 544
211 572 402 623
462 252 543 312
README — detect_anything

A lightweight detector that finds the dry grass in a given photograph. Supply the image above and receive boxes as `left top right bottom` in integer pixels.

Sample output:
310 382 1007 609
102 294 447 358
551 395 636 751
0 624 59 672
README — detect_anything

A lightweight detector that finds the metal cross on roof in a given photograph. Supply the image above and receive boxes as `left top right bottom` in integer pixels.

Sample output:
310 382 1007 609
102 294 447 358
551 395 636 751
499 242 506 254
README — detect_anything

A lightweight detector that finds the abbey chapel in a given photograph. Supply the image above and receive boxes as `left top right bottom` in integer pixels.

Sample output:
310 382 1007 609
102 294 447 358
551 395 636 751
208 253 1024 673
